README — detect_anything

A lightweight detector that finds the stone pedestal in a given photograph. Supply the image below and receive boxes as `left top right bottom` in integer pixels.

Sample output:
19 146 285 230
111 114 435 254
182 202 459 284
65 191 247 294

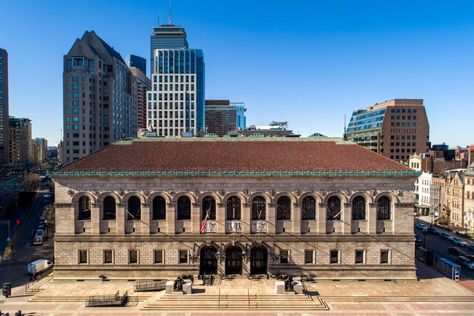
275 281 285 294
183 282 192 294
165 281 174 294
294 281 303 294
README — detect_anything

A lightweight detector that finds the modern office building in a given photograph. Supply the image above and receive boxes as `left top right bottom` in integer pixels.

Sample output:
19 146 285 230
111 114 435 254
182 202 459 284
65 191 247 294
150 24 188 75
147 24 205 136
0 48 9 164
63 31 137 164
9 117 33 164
52 137 418 280
205 100 247 136
127 55 147 76
235 102 247 130
345 99 430 162
130 67 151 131
33 137 48 164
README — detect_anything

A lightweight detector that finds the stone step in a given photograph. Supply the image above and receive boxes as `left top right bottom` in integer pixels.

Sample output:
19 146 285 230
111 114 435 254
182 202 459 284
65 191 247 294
322 296 474 302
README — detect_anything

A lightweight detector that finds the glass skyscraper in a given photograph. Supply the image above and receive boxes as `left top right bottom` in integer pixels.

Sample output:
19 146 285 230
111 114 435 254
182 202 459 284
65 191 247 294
147 23 205 136
0 48 9 164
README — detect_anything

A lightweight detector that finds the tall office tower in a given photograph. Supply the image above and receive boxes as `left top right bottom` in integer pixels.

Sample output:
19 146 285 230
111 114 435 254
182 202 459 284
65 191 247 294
345 99 430 162
150 24 188 75
63 31 137 163
0 49 9 164
147 24 205 137
128 55 147 76
9 117 32 164
33 137 48 164
130 67 151 130
205 100 247 136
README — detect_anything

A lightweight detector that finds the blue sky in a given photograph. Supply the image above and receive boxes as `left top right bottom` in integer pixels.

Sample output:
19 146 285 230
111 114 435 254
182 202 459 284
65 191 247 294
1 0 473 146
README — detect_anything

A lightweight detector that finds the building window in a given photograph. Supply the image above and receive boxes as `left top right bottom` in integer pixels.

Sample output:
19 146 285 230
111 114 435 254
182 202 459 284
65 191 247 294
376 196 391 220
352 196 366 220
103 250 113 264
302 196 316 220
127 196 141 220
103 196 116 220
280 250 289 264
154 250 164 264
77 196 91 220
152 196 166 220
177 196 191 220
78 250 88 264
276 196 291 220
179 250 188 264
304 250 314 264
226 196 241 220
327 196 341 220
330 250 339 264
380 250 390 264
129 250 138 264
355 250 365 264
252 196 266 220
202 196 216 220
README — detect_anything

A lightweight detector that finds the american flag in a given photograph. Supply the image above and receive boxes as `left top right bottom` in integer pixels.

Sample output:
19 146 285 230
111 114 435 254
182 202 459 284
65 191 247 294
200 208 210 234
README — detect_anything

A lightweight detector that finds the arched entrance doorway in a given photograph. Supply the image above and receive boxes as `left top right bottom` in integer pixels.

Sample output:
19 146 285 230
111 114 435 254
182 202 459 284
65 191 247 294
200 246 218 275
225 246 243 275
250 246 268 275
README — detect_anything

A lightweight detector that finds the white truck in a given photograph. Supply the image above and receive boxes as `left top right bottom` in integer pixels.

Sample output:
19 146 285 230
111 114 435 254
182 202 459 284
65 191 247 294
27 259 53 277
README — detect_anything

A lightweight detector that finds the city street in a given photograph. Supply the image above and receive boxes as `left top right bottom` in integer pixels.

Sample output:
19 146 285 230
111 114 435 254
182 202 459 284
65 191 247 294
0 190 54 289
415 220 474 287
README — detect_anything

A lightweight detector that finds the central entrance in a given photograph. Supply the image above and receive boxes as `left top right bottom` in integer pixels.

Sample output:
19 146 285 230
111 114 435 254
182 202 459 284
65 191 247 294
250 246 268 275
225 246 243 275
200 246 218 275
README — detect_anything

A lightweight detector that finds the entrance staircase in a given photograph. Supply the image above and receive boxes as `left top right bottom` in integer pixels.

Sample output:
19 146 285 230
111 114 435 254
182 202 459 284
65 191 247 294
142 292 329 311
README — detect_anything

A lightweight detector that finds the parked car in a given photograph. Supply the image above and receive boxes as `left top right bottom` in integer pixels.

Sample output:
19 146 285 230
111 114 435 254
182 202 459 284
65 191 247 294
467 243 474 251
427 227 439 235
415 223 428 231
415 235 423 247
450 237 468 247
439 232 451 240
32 229 44 246
448 247 466 257
456 256 474 270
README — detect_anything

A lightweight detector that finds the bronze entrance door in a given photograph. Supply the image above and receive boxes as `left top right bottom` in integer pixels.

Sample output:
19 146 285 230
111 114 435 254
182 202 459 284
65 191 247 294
250 246 268 275
199 246 218 275
225 246 242 275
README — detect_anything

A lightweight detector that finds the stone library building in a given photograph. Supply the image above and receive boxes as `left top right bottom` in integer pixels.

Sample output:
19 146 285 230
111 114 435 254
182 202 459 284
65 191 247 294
52 137 418 280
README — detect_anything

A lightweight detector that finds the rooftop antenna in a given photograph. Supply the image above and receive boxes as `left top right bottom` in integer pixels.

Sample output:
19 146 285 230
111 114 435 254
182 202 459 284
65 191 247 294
168 0 173 24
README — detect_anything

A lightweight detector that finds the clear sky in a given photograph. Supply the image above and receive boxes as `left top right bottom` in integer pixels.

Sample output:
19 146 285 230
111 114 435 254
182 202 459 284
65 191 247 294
1 0 473 146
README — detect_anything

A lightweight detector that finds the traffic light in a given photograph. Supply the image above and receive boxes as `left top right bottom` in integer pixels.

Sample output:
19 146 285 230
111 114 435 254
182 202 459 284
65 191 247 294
16 219 20 225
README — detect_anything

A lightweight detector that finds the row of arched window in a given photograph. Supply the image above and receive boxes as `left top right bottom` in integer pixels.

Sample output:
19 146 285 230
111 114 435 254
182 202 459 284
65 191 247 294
77 194 393 222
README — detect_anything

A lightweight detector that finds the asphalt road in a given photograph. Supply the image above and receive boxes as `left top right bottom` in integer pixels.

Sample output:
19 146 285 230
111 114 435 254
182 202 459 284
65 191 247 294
0 190 54 288
415 220 474 280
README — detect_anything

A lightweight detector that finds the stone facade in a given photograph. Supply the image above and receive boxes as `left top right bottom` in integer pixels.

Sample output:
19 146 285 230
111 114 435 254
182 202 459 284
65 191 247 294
53 175 416 280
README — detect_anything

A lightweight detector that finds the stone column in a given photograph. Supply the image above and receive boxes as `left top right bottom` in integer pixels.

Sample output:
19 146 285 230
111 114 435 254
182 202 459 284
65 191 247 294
91 204 100 234
343 203 351 234
292 203 301 234
116 203 125 234
368 203 377 234
242 203 251 234
141 204 150 235
191 203 200 234
267 203 276 234
166 203 176 234
317 203 327 234
216 203 225 234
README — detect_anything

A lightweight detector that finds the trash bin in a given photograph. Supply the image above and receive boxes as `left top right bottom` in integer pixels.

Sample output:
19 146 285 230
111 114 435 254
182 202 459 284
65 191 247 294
2 282 12 297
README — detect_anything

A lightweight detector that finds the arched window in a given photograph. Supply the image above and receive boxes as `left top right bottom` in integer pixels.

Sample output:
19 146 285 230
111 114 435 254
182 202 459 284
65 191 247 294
103 196 116 220
152 196 166 220
377 196 391 220
202 196 216 220
226 196 241 220
352 196 366 220
127 196 141 220
252 196 266 220
277 196 291 220
177 196 191 220
78 196 91 220
302 196 316 220
327 196 341 220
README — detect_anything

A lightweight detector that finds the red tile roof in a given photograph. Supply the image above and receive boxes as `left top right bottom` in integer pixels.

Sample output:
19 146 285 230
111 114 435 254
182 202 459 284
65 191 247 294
58 139 414 175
